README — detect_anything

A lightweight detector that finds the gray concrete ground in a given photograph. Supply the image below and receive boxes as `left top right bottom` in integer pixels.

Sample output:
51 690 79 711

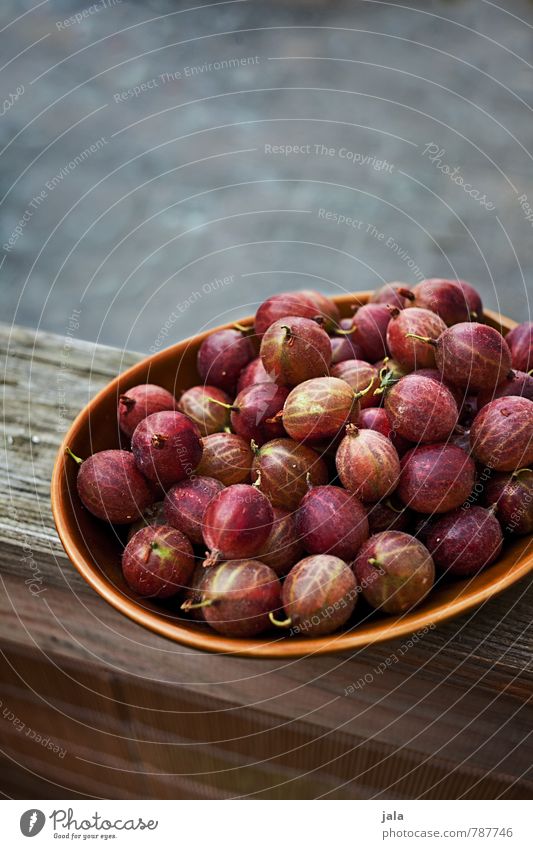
1 0 532 353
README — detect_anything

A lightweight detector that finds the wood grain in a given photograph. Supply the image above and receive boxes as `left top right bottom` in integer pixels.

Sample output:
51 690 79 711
1 322 532 799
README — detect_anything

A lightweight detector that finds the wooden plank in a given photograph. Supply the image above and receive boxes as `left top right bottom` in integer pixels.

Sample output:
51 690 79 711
2 640 531 800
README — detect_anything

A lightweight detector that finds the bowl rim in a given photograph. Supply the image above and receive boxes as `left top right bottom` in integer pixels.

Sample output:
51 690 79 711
51 294 533 658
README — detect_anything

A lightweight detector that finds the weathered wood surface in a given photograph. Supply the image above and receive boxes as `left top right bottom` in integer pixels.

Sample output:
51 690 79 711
1 322 532 799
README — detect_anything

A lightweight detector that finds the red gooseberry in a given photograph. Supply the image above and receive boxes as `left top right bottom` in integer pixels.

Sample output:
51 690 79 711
386 307 447 370
254 291 322 337
260 316 331 385
122 525 194 598
273 554 357 636
484 469 533 536
197 328 255 393
455 279 483 318
118 384 177 438
202 484 274 566
196 432 253 485
349 303 391 361
164 476 224 545
257 508 305 576
131 411 203 488
397 443 475 514
178 385 231 436
426 506 503 576
251 438 329 511
383 373 458 443
297 485 369 561
68 448 155 524
409 322 512 393
282 376 372 443
336 425 401 502
220 382 289 445
353 531 435 614
470 396 533 471
183 559 281 637
408 278 472 325
505 321 532 373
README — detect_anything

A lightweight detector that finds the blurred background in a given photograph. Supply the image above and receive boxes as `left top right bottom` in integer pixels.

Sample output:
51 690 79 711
1 0 532 353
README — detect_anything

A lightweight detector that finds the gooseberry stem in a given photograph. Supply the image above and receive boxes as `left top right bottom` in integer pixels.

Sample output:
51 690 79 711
65 446 83 464
345 423 359 437
233 322 251 333
269 612 292 628
203 549 222 568
405 333 437 346
397 287 415 301
119 394 135 409
354 376 376 400
181 598 214 611
266 410 284 425
513 468 532 477
281 324 292 338
207 397 238 412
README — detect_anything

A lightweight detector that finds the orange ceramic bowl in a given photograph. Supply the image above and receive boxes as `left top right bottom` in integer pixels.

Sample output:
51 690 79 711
51 293 533 657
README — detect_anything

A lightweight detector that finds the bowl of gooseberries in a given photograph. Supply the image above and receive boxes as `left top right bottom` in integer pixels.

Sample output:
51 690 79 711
51 283 533 657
